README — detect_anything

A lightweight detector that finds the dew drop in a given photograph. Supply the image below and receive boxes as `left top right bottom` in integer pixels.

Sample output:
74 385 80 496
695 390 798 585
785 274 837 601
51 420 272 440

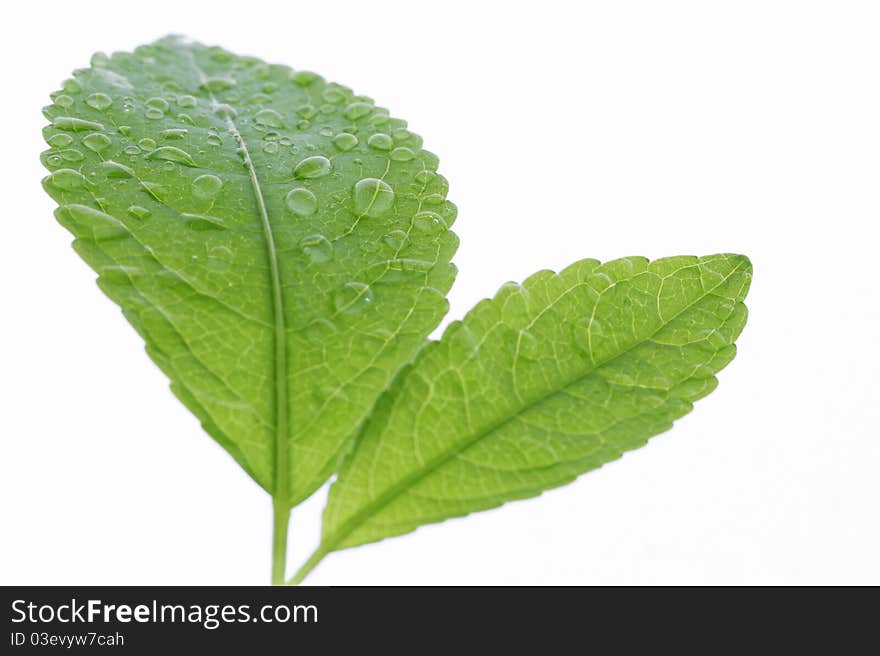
127 205 151 219
296 104 317 119
62 79 82 94
178 94 197 108
145 146 196 167
47 133 74 148
299 234 333 263
63 204 128 240
332 133 358 151
263 142 279 154
145 97 170 113
160 128 188 140
101 161 136 179
54 94 75 108
353 178 395 218
390 147 415 161
383 229 407 250
254 108 284 128
85 93 113 110
200 77 236 92
293 155 331 179
47 168 89 190
145 108 164 120
140 180 166 200
343 102 373 120
82 133 111 153
367 133 393 151
414 170 436 185
290 68 320 85
369 110 390 125
138 138 157 150
183 213 227 231
214 103 238 119
192 174 223 199
118 125 132 136
333 281 373 315
285 187 318 216
59 148 84 162
123 145 141 156
413 211 447 234
53 117 104 132
206 134 223 147
322 87 347 104
302 317 336 344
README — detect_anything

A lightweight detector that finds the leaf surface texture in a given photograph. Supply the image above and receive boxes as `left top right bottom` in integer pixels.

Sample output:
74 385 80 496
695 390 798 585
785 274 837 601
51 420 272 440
41 37 458 504
319 255 751 553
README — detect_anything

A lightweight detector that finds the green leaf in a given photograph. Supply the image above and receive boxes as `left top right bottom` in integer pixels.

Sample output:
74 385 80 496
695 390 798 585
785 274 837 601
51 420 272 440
298 254 751 581
40 36 458 509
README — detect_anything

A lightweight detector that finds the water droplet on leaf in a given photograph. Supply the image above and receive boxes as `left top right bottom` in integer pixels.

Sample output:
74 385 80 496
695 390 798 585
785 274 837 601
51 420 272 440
253 108 284 128
145 146 196 167
299 234 333 263
383 229 407 250
333 281 373 314
82 133 111 152
53 117 104 132
47 168 89 190
85 93 113 110
127 205 151 219
367 133 393 151
200 77 236 93
47 134 74 148
285 187 318 216
413 211 447 234
390 147 415 161
343 102 373 120
293 155 331 179
59 148 84 162
353 178 395 217
332 133 358 151
192 174 223 199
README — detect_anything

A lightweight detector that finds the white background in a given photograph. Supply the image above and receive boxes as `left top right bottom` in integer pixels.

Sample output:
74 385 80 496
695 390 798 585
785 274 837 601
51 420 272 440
1 0 878 585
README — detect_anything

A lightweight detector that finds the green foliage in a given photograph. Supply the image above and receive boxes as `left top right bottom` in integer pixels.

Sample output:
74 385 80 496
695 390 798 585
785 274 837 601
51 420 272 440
41 37 751 584
296 254 750 581
41 36 458 509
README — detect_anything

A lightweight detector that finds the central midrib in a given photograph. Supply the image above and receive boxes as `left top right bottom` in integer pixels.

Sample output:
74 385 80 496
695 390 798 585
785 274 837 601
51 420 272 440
188 52 290 506
223 114 290 505
320 258 748 554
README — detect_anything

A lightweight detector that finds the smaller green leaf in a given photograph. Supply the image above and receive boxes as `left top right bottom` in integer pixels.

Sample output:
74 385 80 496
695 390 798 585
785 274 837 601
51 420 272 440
296 254 751 581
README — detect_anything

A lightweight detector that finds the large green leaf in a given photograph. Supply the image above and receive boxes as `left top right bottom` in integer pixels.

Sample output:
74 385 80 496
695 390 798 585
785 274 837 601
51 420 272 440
298 254 750 580
40 36 458 507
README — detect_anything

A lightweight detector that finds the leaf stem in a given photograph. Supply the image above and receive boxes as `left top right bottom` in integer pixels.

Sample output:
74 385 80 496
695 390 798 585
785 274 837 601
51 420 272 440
289 547 328 585
271 500 290 585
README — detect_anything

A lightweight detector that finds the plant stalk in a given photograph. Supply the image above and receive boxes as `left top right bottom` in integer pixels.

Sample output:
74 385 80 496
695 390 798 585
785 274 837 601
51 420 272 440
271 499 290 585
289 547 327 585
